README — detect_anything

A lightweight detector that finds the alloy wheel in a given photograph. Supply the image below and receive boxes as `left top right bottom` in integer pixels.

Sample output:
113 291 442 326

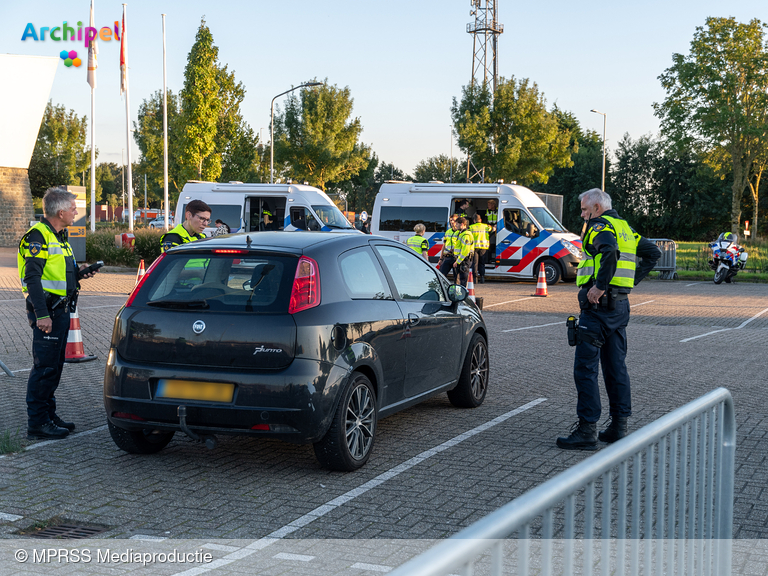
345 383 375 460
470 341 489 400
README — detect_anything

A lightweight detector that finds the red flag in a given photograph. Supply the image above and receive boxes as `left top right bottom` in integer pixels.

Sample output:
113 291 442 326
119 9 127 94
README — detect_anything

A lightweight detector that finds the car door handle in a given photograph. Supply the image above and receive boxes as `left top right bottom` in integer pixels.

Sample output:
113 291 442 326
408 313 420 326
501 240 510 244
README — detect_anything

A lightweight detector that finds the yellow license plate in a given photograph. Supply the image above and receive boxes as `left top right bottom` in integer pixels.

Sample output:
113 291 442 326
156 379 234 403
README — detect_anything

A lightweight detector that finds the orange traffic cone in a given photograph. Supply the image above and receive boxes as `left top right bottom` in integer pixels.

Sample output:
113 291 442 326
135 259 145 285
532 262 548 297
64 308 98 363
467 270 476 302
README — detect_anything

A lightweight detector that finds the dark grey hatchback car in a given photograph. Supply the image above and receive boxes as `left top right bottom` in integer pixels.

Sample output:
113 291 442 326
105 232 489 470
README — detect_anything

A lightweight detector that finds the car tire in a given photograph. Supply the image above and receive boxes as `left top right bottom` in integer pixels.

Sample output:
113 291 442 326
108 420 175 454
313 373 377 471
447 333 489 408
538 258 561 285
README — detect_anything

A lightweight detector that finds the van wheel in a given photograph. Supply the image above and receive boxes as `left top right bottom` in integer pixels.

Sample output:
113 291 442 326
538 258 561 284
448 333 489 408
314 373 377 471
108 421 175 454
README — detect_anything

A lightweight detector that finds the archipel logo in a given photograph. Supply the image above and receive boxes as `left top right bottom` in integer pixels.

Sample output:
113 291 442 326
60 50 81 68
21 21 121 68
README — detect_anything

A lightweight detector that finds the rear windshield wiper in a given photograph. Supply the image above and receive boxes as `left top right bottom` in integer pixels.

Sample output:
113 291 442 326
147 299 209 309
325 223 352 229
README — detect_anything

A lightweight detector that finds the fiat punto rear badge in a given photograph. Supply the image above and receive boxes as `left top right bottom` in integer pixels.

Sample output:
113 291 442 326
192 320 206 334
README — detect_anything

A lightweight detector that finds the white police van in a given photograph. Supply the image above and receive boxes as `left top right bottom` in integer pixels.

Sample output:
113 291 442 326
371 182 582 283
174 181 358 235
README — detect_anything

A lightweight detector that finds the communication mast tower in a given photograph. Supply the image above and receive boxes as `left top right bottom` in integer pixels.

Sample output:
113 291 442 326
467 0 504 92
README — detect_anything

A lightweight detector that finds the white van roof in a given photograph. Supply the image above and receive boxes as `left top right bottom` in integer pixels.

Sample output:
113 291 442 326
179 181 334 201
378 181 546 208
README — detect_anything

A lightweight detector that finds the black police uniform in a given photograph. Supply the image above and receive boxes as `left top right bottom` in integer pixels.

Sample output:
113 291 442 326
21 219 83 438
558 209 660 450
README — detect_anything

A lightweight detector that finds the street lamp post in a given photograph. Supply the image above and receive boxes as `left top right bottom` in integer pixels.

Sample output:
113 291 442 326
590 109 607 191
270 82 323 184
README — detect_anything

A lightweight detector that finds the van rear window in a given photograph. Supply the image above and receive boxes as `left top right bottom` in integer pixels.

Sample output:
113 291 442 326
131 253 296 313
379 207 448 232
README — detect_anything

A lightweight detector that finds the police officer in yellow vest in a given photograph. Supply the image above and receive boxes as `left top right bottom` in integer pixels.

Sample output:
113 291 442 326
469 214 495 283
557 189 660 451
407 223 429 258
161 199 211 252
438 215 459 277
18 188 99 440
453 217 475 286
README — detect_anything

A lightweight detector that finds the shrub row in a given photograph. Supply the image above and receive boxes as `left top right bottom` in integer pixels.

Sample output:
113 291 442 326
85 227 163 267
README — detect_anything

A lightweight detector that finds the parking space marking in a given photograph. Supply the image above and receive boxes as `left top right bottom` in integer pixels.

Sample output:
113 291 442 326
631 300 655 307
0 512 23 522
484 297 536 308
21 425 109 453
686 283 702 286
130 535 167 541
680 306 768 342
78 304 123 310
274 552 315 562
502 321 561 333
351 562 392 572
169 398 547 576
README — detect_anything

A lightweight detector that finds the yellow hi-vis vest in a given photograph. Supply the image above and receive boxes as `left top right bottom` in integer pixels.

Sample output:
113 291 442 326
576 215 638 288
161 223 205 253
469 222 492 250
18 222 74 296
407 235 429 255
456 229 475 265
442 228 458 256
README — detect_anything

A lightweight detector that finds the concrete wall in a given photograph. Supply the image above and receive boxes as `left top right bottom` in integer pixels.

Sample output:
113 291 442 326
0 167 35 248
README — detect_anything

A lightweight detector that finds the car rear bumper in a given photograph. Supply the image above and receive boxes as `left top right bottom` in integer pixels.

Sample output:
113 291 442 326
104 349 348 443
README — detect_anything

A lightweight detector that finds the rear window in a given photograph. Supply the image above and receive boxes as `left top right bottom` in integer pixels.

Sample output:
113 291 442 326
132 253 297 313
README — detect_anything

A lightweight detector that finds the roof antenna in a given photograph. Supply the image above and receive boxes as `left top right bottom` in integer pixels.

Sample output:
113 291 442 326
246 235 252 247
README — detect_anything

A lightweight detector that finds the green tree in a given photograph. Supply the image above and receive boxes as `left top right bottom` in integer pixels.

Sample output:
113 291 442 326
654 16 768 235
275 80 370 191
28 101 90 197
177 18 222 182
133 89 182 197
413 154 466 183
215 65 258 183
451 77 576 185
374 161 410 183
327 152 379 213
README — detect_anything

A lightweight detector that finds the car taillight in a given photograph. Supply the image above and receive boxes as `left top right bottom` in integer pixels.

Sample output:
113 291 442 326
288 256 321 314
125 252 167 308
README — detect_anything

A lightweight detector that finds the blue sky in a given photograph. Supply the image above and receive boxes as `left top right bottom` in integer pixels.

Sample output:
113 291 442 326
2 1 767 175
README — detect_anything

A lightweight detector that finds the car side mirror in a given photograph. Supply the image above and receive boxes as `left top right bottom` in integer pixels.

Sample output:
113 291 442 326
447 284 468 302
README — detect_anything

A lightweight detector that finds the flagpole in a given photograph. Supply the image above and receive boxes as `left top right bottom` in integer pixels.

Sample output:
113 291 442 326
87 0 98 232
122 3 134 232
90 88 96 232
162 13 169 231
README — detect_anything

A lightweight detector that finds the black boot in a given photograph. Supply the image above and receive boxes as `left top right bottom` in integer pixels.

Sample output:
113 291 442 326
27 421 69 440
52 415 76 432
556 418 598 450
598 416 628 443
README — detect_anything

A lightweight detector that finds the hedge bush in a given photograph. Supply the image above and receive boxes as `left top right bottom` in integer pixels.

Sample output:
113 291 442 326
86 227 163 267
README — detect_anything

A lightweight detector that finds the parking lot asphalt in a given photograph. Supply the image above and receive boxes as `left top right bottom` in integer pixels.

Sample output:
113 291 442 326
0 254 767 562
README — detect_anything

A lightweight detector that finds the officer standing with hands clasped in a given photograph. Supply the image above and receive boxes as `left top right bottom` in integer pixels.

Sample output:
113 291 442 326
18 187 99 440
557 189 660 450
438 215 459 277
160 199 211 252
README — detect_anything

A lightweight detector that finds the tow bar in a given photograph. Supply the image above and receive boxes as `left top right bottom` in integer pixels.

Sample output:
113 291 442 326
177 405 218 450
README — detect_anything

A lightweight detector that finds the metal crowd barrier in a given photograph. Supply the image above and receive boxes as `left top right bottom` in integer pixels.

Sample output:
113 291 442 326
389 388 735 576
649 238 677 280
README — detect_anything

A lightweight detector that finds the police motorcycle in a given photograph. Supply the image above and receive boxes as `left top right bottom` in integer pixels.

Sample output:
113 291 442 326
709 232 748 284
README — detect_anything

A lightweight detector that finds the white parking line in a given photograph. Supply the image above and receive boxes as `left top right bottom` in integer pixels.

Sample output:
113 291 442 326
23 425 109 452
168 398 547 576
680 307 768 342
0 512 22 521
78 304 123 310
685 283 701 287
274 552 314 562
484 297 536 308
351 562 392 572
631 300 655 307
502 321 562 333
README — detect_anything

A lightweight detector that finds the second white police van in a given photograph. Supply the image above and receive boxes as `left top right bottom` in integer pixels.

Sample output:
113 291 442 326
371 181 582 283
174 181 358 234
